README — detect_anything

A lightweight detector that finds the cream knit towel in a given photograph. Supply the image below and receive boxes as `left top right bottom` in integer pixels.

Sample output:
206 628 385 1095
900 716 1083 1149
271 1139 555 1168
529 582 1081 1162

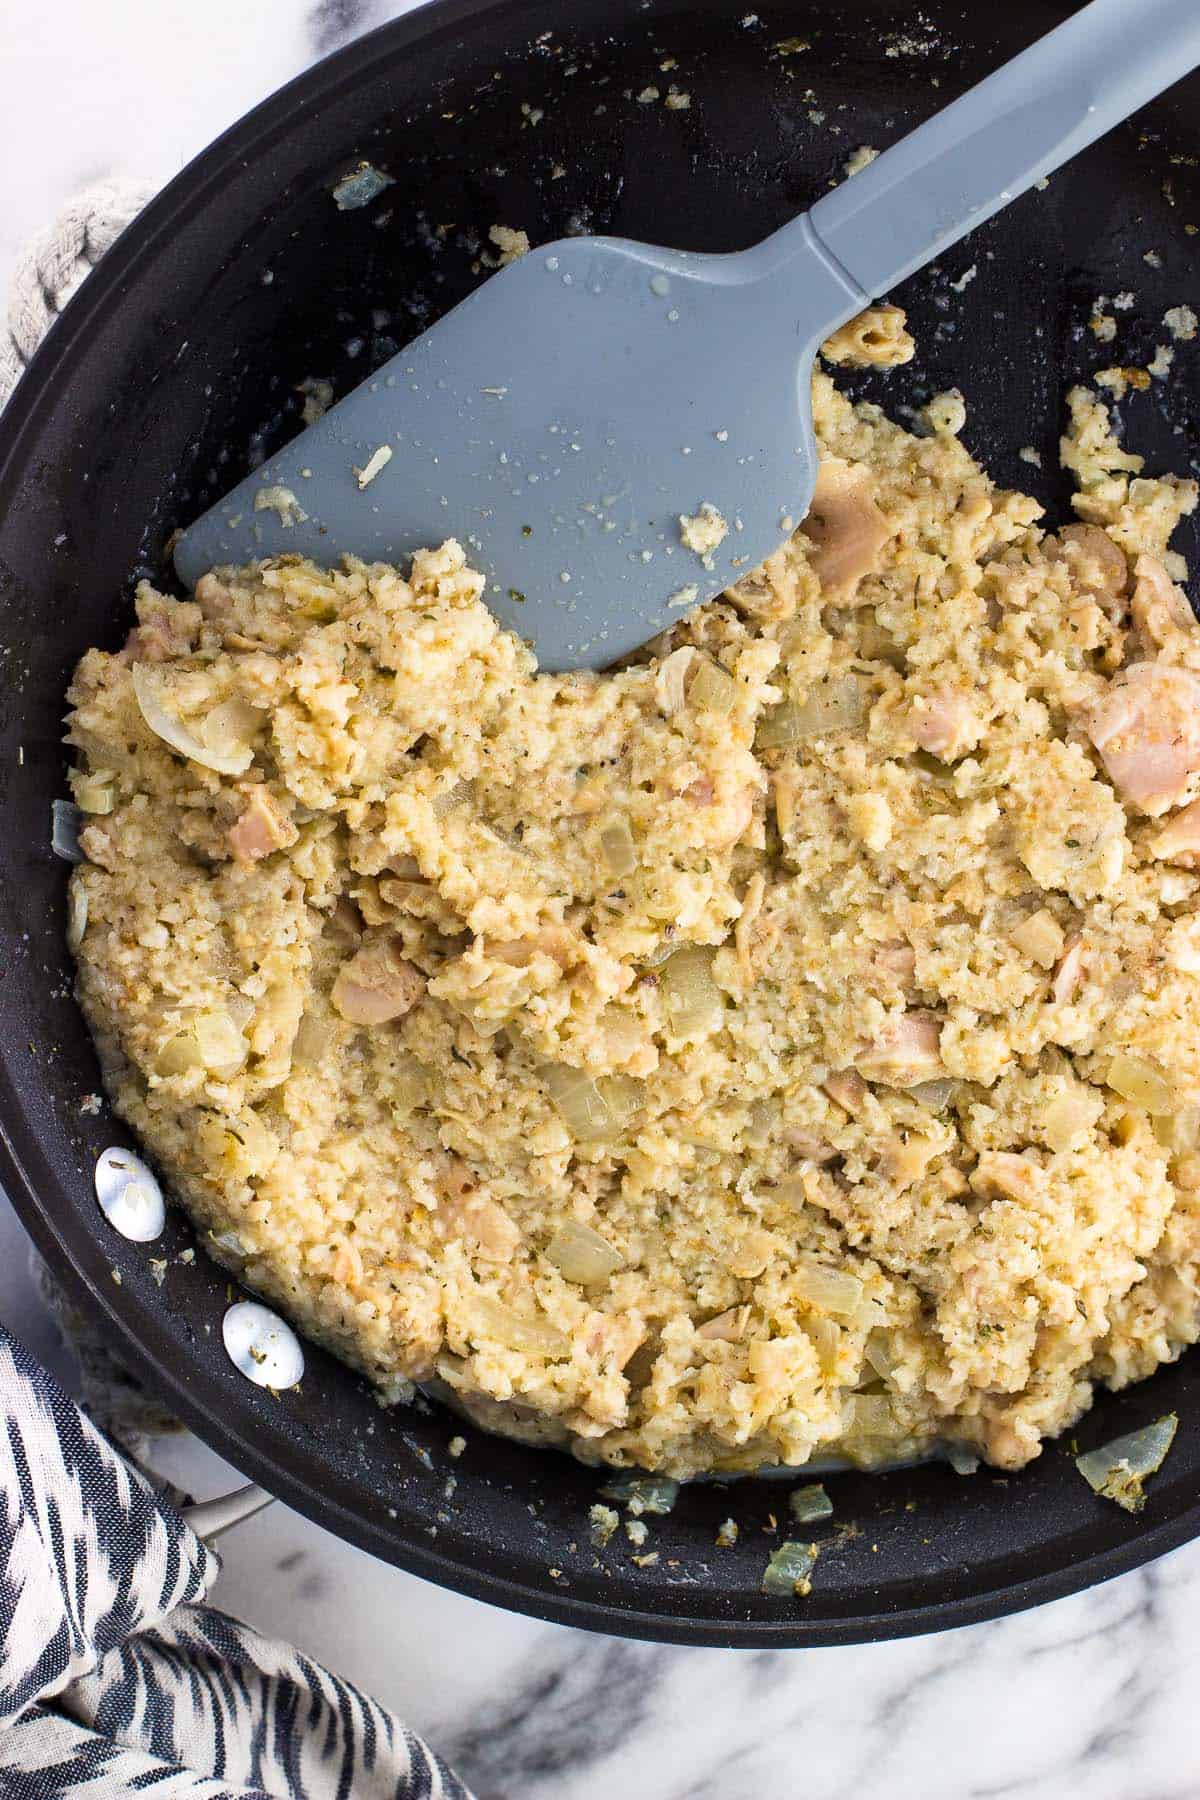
0 178 156 407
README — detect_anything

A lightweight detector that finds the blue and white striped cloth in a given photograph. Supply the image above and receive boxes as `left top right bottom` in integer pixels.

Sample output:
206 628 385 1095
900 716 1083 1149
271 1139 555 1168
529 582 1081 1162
0 1326 472 1799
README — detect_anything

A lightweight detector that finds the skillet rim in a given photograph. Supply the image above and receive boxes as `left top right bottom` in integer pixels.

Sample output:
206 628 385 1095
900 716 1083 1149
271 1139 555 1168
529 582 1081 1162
2 0 1199 1647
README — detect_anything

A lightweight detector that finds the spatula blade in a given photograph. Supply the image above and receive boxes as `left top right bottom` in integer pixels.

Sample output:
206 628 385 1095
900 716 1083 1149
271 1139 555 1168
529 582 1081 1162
174 233 830 670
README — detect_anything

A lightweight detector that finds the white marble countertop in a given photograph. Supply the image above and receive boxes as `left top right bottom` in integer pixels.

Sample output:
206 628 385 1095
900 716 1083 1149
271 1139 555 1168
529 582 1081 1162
5 4 1200 1795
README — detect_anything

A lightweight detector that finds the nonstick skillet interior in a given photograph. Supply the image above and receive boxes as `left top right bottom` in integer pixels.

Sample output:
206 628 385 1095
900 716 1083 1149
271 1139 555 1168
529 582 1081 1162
0 0 1198 1646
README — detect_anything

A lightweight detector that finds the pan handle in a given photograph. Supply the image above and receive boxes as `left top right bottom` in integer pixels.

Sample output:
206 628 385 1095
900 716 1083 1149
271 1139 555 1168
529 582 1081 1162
182 1481 274 1543
803 0 1200 298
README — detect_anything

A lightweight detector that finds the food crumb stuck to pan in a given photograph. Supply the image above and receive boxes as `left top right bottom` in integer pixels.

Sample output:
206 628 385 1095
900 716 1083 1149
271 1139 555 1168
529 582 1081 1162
1076 1414 1178 1513
330 162 395 211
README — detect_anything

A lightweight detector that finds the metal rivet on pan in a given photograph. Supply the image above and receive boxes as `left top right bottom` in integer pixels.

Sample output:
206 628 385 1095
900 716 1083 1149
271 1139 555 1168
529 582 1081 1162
94 1147 165 1242
222 1301 305 1390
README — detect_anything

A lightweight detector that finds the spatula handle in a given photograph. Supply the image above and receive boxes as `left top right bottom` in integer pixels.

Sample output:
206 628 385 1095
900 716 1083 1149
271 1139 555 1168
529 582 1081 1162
803 0 1200 301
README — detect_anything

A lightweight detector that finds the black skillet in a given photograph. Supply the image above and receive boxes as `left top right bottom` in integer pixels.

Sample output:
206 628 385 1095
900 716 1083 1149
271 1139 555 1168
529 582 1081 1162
1 0 1199 1648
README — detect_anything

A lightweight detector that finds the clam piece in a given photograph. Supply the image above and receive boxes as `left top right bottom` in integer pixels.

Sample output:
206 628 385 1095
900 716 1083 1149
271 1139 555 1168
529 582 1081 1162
1151 797 1200 864
1083 662 1200 815
909 689 978 761
228 787 296 862
801 458 892 593
823 1068 869 1114
855 1011 944 1087
332 937 425 1024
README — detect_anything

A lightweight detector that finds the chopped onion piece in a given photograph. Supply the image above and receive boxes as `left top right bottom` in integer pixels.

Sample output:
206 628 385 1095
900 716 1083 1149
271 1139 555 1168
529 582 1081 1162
773 1173 810 1209
789 1483 833 1524
463 1291 569 1356
52 799 84 862
797 673 869 733
688 656 738 714
660 943 724 1037
390 1055 429 1117
208 1227 251 1260
756 700 807 752
807 1314 842 1374
909 1078 956 1111
844 1392 895 1435
756 675 867 750
794 1263 864 1317
945 1442 980 1476
542 1063 644 1140
600 1073 646 1126
697 1304 751 1342
292 1011 334 1066
1106 1052 1175 1114
194 1010 249 1077
655 645 697 714
131 664 254 775
762 1539 817 1597
1044 1089 1098 1153
155 1028 206 1077
66 882 88 953
543 1064 613 1138
1076 1414 1177 1512
432 777 476 817
202 697 264 757
598 1473 680 1516
600 815 638 877
545 1220 625 1286
823 1069 868 1114
744 1097 780 1150
156 1009 247 1080
863 1328 896 1379
853 1295 888 1331
75 772 115 814
602 1007 647 1059
1153 1109 1200 1155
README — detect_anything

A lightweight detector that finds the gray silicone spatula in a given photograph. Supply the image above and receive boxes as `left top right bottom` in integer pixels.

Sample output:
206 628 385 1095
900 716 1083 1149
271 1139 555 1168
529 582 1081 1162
175 0 1200 671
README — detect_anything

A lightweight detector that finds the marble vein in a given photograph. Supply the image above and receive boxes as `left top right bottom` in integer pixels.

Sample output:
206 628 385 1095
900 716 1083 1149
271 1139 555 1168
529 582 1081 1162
307 0 387 55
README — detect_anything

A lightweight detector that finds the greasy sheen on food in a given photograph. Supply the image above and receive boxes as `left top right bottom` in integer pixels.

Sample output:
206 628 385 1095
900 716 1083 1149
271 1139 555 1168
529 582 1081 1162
66 369 1200 1479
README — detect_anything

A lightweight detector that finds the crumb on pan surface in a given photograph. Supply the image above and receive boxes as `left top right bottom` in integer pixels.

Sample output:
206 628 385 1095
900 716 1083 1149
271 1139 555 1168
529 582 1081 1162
66 352 1200 1480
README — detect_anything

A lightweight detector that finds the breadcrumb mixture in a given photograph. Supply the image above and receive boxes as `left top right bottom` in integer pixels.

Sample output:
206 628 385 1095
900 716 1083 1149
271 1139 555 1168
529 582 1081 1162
66 315 1200 1479
485 223 530 267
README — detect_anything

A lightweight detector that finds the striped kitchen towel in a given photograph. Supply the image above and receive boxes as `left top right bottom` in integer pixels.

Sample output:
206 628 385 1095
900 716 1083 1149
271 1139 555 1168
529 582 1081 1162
0 1324 472 1799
